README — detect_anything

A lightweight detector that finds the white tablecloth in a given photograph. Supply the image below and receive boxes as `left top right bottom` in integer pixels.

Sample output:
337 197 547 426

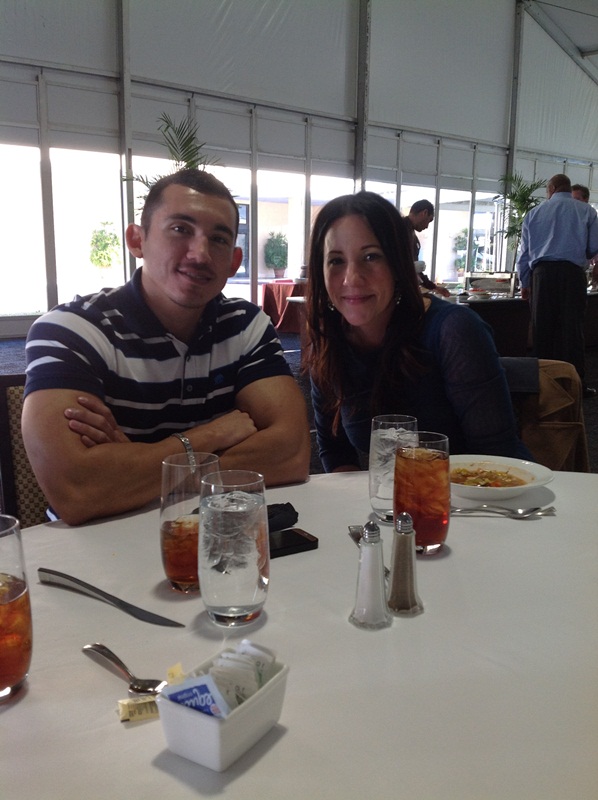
4 472 598 799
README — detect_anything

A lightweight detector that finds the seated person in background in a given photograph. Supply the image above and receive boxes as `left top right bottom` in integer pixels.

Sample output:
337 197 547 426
23 169 310 525
303 191 530 472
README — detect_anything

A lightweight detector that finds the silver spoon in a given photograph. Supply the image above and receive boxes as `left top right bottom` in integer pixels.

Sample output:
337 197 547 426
82 643 166 695
451 505 555 519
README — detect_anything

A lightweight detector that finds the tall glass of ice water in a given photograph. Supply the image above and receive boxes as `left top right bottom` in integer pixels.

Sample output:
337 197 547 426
369 415 418 521
198 470 269 627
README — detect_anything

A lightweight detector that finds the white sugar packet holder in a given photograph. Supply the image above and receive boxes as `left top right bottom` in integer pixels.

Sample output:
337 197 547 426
156 640 288 771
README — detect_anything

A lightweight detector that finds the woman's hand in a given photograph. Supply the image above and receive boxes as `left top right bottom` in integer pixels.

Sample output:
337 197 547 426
64 395 130 448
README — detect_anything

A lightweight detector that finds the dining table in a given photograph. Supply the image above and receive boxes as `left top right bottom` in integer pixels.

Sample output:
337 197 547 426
3 470 598 799
261 281 306 334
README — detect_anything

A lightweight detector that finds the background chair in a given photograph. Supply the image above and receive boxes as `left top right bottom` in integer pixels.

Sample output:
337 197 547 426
0 374 49 527
502 358 590 472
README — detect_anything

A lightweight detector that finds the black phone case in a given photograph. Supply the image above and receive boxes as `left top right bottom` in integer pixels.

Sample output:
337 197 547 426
269 527 318 558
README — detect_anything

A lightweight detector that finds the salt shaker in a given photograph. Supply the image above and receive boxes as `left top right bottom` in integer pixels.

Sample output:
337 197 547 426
349 520 392 630
387 512 424 616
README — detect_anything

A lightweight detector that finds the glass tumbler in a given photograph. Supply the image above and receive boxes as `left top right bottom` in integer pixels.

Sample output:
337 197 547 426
198 470 269 627
0 515 33 702
393 432 450 555
160 452 220 593
369 414 418 521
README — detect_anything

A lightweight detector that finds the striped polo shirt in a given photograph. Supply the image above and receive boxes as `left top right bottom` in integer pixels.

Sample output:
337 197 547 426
24 269 291 442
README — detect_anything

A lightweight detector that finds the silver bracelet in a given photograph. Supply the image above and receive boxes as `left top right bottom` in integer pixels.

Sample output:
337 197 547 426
170 433 197 471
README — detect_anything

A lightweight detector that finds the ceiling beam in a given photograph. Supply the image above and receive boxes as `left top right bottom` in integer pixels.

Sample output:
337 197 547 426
522 0 598 86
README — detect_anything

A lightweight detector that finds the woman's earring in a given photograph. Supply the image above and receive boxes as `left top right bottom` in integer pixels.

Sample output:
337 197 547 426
327 298 336 311
395 292 402 306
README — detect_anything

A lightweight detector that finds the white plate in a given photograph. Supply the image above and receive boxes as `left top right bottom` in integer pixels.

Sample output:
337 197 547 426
450 454 553 500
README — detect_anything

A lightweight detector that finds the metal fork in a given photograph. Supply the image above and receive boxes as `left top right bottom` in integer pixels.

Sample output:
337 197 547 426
451 505 556 519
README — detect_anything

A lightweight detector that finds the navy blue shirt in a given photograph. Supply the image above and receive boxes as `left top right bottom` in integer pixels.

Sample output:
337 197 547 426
25 269 291 442
311 296 529 471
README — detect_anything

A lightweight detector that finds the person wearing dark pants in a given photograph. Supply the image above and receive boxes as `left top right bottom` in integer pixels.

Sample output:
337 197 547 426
531 261 588 383
517 173 598 398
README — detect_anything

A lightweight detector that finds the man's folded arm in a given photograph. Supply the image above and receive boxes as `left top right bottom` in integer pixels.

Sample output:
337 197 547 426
217 375 311 486
22 376 310 525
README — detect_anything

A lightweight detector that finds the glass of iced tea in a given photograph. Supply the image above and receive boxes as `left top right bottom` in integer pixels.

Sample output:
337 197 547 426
0 515 33 702
393 432 450 556
160 452 220 593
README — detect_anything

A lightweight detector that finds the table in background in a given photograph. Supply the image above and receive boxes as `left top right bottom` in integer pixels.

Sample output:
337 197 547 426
465 292 598 356
4 472 598 799
261 281 306 334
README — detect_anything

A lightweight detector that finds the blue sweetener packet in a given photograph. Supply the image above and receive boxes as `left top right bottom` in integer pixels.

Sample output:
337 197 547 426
166 673 232 718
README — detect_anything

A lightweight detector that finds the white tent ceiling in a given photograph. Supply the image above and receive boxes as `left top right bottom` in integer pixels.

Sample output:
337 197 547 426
525 0 598 84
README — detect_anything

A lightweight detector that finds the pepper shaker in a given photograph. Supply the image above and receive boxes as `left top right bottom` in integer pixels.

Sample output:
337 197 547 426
349 520 392 630
387 512 424 616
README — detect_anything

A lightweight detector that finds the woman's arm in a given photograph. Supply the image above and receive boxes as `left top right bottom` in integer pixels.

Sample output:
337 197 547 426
310 378 361 472
432 307 530 458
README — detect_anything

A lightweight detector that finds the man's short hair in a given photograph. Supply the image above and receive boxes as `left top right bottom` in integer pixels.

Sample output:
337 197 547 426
548 173 572 193
140 168 239 233
409 199 435 217
571 183 590 202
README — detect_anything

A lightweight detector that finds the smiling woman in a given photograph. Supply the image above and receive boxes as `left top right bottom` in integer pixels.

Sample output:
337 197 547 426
304 191 531 476
323 215 398 349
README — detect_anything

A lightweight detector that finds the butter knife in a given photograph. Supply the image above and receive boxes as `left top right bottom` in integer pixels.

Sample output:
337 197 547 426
37 567 185 628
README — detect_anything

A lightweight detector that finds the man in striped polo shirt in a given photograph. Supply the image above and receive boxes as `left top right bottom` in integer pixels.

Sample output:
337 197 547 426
22 169 310 525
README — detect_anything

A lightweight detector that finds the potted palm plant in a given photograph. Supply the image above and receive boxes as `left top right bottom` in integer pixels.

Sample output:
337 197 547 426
264 232 288 278
130 112 219 190
495 173 547 254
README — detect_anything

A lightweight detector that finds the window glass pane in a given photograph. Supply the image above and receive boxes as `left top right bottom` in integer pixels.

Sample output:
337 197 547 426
474 191 506 273
258 169 305 284
365 180 397 204
310 174 355 228
51 149 124 303
0 144 46 315
436 189 471 283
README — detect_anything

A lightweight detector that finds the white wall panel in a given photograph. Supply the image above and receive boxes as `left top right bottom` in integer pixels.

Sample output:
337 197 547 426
46 76 119 150
369 0 513 146
517 15 598 160
442 144 474 178
129 0 357 118
0 0 118 73
258 111 306 158
193 98 251 160
400 134 438 176
476 149 508 183
0 64 39 145
367 130 398 170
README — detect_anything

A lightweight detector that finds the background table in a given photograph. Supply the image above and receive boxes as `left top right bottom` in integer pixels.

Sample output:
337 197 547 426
465 292 598 355
4 472 598 799
261 281 306 333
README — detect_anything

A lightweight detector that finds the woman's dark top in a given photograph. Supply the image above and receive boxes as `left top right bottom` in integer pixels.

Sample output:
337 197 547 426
311 295 531 471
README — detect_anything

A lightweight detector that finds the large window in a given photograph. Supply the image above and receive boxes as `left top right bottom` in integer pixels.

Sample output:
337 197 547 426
51 149 125 303
0 145 46 316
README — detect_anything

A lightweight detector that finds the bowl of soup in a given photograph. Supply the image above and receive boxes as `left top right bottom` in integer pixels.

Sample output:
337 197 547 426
450 455 553 500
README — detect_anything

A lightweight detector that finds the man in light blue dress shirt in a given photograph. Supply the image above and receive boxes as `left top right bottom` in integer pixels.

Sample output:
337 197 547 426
517 173 598 398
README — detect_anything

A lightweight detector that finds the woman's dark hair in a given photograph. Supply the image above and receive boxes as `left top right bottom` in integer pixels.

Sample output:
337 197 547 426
304 191 426 431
